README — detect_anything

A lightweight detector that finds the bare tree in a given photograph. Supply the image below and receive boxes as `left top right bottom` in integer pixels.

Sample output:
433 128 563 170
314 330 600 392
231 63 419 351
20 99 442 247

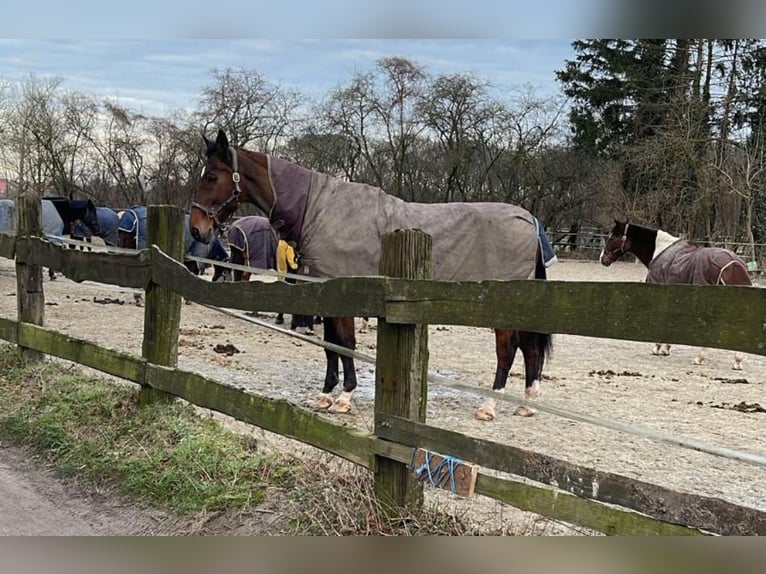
196 67 305 153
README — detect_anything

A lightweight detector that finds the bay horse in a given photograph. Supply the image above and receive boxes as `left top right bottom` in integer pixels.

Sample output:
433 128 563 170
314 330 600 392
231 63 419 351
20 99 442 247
189 129 552 419
600 219 752 369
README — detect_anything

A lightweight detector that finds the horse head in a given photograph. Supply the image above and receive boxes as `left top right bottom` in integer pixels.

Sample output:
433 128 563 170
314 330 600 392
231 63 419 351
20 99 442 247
600 219 631 266
68 199 101 238
81 200 101 236
189 129 274 245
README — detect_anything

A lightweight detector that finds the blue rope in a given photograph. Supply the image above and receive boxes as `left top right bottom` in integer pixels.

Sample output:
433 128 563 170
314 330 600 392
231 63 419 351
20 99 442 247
411 450 463 494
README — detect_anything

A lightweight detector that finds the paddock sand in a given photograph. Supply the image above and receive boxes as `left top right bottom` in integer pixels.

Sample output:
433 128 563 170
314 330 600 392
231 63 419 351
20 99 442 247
0 256 764 535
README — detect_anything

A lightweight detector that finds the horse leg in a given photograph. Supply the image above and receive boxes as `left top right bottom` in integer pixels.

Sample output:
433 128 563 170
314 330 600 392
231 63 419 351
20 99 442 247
733 352 745 371
692 347 710 365
359 317 369 333
314 317 357 413
475 329 518 421
652 343 671 356
329 317 357 413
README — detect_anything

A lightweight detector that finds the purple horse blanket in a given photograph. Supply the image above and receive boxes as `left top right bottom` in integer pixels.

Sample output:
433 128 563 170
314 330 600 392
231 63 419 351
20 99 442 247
228 215 279 270
646 240 749 285
265 156 539 281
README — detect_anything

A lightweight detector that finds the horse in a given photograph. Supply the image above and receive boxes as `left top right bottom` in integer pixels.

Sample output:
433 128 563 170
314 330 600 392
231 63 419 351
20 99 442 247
71 206 122 248
188 129 553 419
600 219 752 370
227 215 315 333
0 197 101 279
117 206 231 282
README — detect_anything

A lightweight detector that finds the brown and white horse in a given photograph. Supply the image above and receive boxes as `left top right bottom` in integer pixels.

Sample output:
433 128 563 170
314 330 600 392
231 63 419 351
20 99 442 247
601 219 752 370
189 129 552 419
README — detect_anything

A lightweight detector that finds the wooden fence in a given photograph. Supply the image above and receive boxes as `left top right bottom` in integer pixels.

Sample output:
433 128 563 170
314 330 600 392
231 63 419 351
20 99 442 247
2 196 766 535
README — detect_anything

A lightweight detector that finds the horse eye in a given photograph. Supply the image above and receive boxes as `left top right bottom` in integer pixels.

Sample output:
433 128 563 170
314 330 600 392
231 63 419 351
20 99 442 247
205 171 217 182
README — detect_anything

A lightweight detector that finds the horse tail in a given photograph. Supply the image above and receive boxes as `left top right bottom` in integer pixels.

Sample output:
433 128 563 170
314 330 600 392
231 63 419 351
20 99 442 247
535 245 547 280
533 245 553 364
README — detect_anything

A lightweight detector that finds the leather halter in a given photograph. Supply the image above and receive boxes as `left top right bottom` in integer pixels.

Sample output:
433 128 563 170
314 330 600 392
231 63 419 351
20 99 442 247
606 223 630 260
191 147 273 227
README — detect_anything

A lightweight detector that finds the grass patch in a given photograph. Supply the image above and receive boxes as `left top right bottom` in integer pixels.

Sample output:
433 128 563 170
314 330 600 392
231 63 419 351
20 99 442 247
0 343 294 514
0 342 541 535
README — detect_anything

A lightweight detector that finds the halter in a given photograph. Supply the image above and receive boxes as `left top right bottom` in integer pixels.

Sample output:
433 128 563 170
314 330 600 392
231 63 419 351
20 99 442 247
606 223 630 260
190 147 241 227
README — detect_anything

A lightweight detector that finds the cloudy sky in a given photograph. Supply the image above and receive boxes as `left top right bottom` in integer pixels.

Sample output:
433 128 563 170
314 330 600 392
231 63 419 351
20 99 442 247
0 39 576 116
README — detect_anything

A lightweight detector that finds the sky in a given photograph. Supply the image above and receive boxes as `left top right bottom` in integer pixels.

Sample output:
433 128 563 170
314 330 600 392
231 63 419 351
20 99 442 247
0 39 576 117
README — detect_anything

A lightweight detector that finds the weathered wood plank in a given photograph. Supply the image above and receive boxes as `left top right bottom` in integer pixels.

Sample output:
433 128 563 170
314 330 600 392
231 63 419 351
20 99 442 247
15 236 151 289
141 206 184 405
151 247 387 317
374 229 432 512
475 473 704 536
0 232 16 260
0 317 19 344
145 363 376 469
377 414 766 535
385 279 766 356
15 322 146 384
15 196 44 363
412 448 478 498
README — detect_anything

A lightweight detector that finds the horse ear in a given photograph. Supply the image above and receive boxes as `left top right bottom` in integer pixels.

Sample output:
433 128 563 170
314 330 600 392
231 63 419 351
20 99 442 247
216 129 229 150
215 129 230 162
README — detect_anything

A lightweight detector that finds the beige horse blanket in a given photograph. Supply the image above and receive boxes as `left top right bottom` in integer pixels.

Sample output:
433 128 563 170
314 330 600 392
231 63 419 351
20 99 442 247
266 156 539 281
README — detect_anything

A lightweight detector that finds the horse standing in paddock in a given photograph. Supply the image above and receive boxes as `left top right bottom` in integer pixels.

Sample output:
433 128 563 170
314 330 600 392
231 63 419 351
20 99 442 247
600 219 752 370
71 206 121 249
0 197 101 279
227 215 315 333
117 206 230 282
189 129 553 419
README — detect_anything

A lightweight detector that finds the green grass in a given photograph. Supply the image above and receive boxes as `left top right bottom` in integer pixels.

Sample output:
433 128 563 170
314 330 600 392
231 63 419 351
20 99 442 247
0 342 527 535
0 343 294 514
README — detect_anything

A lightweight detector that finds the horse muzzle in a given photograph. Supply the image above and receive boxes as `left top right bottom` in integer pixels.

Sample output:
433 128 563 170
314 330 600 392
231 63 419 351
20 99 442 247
190 223 214 244
599 250 614 266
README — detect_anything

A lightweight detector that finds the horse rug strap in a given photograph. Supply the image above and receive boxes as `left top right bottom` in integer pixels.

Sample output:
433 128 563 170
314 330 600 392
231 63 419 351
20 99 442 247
270 156 539 280
646 239 747 285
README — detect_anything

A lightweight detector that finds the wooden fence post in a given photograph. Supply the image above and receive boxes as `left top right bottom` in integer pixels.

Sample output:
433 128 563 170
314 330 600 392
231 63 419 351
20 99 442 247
15 195 44 363
374 228 432 513
140 205 184 405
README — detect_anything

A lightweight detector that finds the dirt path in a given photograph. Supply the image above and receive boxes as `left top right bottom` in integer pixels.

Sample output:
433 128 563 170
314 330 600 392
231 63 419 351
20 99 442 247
1 257 764 534
0 444 170 535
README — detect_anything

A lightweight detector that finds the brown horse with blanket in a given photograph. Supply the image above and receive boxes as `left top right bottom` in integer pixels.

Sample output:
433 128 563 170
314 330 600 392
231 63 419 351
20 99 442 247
601 219 753 369
189 129 552 419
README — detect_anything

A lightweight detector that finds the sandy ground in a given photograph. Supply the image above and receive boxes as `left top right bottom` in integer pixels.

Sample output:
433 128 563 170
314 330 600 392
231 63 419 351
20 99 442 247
0 256 765 535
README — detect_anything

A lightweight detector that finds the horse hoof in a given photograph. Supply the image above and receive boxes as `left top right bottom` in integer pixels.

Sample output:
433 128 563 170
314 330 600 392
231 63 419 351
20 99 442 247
692 358 704 365
328 401 352 414
514 405 536 417
525 382 540 399
732 363 743 371
312 395 333 410
474 408 495 421
660 350 671 356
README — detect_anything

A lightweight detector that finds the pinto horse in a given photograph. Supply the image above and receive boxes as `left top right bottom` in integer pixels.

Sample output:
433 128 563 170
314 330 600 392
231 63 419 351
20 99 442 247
189 129 552 419
600 219 752 369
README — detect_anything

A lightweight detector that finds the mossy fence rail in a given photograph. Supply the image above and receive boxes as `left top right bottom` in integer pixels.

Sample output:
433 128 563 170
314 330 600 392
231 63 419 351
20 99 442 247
1 197 765 536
